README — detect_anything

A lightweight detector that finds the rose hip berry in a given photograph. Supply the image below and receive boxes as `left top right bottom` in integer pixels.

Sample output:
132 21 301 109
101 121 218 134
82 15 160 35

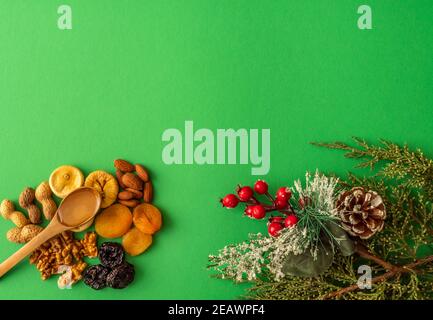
254 180 268 194
221 194 239 208
269 216 285 224
274 197 288 209
284 215 298 228
220 180 301 235
245 205 254 217
268 222 284 237
276 187 292 201
237 186 254 202
250 205 266 219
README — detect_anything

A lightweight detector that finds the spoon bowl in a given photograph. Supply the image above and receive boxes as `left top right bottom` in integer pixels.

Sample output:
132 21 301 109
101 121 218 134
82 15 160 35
56 187 101 227
0 187 101 278
72 218 95 232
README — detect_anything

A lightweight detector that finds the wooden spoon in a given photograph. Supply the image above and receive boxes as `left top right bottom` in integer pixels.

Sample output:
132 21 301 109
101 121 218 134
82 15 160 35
0 187 101 278
71 217 94 232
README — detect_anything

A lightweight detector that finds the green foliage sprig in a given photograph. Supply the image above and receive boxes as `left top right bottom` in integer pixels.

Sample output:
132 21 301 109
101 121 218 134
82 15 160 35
312 137 433 199
208 138 433 300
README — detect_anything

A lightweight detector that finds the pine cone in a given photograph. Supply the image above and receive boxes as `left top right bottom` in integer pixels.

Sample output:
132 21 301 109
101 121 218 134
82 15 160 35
335 187 386 239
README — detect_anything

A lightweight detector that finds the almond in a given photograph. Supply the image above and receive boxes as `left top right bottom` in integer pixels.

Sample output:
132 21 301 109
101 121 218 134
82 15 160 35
122 173 143 190
114 159 135 173
116 169 127 189
143 181 153 203
126 188 143 199
118 191 134 200
118 199 140 208
135 164 149 182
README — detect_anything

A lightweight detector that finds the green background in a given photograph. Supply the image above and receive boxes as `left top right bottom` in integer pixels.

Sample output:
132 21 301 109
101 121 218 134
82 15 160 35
0 0 432 299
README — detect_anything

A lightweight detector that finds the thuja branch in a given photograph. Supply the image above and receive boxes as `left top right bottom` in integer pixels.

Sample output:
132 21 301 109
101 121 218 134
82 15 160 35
355 243 399 271
311 138 433 198
322 254 433 299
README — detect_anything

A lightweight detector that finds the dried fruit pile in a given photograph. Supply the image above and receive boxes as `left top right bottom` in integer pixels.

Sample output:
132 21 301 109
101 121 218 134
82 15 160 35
46 159 163 259
0 158 163 290
91 159 162 257
83 242 135 290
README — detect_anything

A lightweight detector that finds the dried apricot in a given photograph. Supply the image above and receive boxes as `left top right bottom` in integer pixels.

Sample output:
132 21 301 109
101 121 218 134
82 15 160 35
122 227 153 256
132 203 162 235
95 204 132 238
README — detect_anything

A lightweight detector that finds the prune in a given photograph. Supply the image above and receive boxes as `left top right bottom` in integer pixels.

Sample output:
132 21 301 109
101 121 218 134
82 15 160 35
99 242 124 268
83 264 111 290
106 262 135 289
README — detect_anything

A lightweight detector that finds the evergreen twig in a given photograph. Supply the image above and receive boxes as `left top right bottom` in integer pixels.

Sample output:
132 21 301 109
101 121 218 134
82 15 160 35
323 254 433 299
311 137 433 199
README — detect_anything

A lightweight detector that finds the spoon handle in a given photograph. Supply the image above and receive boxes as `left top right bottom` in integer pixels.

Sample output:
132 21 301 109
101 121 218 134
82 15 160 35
0 218 67 278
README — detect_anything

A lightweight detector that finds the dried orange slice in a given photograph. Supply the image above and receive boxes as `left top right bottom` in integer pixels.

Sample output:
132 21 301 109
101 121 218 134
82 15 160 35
49 165 84 198
84 170 119 208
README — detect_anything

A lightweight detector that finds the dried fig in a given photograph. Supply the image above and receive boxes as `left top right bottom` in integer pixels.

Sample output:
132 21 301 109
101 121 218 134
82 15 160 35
49 165 84 198
85 170 119 208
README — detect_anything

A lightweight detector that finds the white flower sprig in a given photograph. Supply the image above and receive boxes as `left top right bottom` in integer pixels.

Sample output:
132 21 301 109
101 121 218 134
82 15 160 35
293 170 341 259
208 226 309 282
293 170 339 215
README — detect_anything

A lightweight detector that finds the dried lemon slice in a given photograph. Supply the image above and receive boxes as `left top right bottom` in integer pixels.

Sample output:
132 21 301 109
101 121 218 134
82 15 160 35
84 170 119 208
49 165 84 198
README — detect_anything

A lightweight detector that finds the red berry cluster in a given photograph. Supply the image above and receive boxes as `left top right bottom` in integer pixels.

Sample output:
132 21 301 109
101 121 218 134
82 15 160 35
220 180 299 237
